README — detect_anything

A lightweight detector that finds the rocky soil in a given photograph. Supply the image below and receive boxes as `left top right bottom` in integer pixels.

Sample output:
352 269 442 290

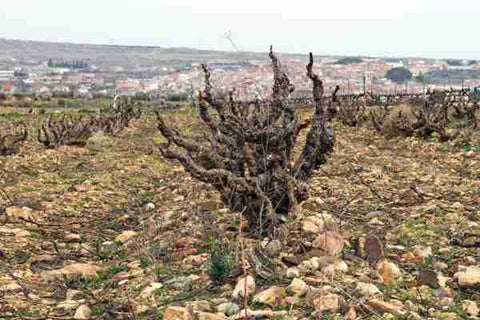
1 107 480 319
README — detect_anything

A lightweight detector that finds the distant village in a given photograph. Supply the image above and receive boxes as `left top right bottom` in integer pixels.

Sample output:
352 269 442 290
2 54 480 101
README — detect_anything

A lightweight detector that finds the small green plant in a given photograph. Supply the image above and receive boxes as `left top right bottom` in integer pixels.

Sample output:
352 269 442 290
30 230 40 239
140 257 152 268
206 242 233 284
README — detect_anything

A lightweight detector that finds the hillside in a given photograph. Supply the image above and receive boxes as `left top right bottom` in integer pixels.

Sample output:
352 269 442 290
0 38 300 70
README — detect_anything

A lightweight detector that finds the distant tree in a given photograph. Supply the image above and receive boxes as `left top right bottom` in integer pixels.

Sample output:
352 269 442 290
446 59 462 66
335 57 363 65
47 58 53 67
468 60 477 66
414 72 426 83
385 67 412 84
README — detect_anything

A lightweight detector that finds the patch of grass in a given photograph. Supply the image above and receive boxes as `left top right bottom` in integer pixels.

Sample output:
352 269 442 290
140 257 153 268
30 230 40 240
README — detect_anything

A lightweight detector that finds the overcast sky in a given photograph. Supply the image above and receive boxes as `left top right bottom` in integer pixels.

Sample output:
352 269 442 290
1 0 479 59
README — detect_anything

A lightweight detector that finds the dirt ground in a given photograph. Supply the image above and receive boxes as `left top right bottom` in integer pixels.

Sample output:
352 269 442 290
1 106 479 319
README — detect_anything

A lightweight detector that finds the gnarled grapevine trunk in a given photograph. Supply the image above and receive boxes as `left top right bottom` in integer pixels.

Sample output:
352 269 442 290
157 47 335 234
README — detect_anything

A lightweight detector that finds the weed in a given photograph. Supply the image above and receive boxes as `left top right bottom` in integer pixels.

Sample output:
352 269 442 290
140 257 152 268
206 242 233 284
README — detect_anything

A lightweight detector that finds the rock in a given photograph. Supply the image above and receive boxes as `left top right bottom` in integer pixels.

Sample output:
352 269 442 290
183 253 208 266
312 231 344 256
320 261 347 277
65 234 82 243
144 202 155 211
302 214 333 234
57 300 80 310
197 313 227 320
232 275 256 299
101 241 117 253
288 278 308 294
433 287 455 299
333 260 348 272
437 312 461 320
231 309 288 319
40 241 55 250
366 299 405 315
40 263 102 282
66 289 83 301
74 305 91 319
418 269 447 288
462 300 479 317
140 282 163 298
0 282 22 293
113 271 129 281
457 267 480 287
163 307 187 320
346 306 357 320
405 246 432 264
5 206 36 222
163 307 226 320
252 286 285 306
312 293 340 312
356 282 382 297
286 267 300 278
0 226 31 238
309 256 335 270
438 297 454 308
188 301 213 312
166 276 193 292
216 302 240 316
115 230 138 243
360 235 384 264
434 262 448 270
265 240 282 257
368 217 384 226
376 260 401 285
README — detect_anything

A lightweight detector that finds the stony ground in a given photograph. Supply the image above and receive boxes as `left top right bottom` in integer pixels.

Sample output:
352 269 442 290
1 106 480 320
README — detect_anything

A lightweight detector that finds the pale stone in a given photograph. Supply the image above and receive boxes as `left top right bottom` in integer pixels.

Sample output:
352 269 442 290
57 300 80 310
5 206 36 222
312 293 340 312
41 263 102 282
312 231 344 256
286 267 300 278
457 267 480 287
302 214 333 234
252 286 285 306
376 260 401 285
183 253 208 266
357 282 382 297
163 307 226 320
462 300 479 317
187 301 213 312
115 230 138 243
216 302 240 316
66 289 83 301
0 282 22 293
287 278 308 294
366 299 405 315
144 202 155 211
74 305 91 319
434 262 448 270
232 275 255 299
231 309 288 319
65 234 81 243
140 282 163 297
160 306 186 320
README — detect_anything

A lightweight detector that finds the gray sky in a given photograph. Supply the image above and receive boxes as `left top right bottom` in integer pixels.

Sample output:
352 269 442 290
1 0 479 59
